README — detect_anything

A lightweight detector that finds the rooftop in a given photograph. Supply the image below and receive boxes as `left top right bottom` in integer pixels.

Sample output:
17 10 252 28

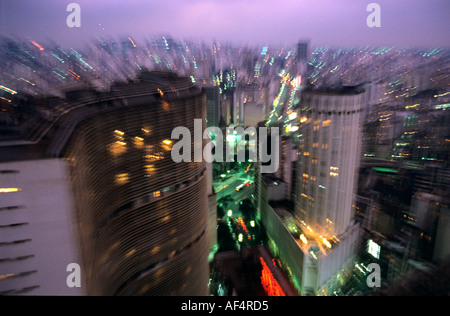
0 71 200 162
302 83 365 96
269 202 340 258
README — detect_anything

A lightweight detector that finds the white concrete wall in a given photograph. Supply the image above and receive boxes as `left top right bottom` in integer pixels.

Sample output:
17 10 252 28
0 159 84 295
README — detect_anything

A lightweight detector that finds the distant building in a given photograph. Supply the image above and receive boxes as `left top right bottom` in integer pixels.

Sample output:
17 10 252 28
275 136 297 199
204 86 221 128
354 158 450 285
296 41 310 62
410 191 450 261
243 102 264 127
220 90 234 127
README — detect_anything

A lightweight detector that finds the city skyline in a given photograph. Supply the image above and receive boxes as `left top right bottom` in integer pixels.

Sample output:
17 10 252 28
1 0 449 49
1 0 449 298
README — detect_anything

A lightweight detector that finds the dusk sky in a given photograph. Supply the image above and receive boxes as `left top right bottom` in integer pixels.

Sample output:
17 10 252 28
0 0 449 48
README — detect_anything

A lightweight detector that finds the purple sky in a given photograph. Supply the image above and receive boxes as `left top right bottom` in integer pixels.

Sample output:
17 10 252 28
1 0 449 48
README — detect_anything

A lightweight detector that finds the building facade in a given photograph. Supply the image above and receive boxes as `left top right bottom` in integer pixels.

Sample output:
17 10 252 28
0 159 83 295
293 86 365 294
0 71 211 296
295 87 364 237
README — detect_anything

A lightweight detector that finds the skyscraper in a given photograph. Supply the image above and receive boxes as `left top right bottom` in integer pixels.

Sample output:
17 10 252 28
294 85 365 294
0 71 211 296
204 86 221 128
295 86 364 236
296 41 309 62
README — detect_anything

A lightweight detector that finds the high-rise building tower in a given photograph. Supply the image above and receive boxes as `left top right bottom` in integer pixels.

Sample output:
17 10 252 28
0 71 211 296
204 86 221 128
295 86 364 236
295 40 310 77
296 41 310 62
293 85 365 295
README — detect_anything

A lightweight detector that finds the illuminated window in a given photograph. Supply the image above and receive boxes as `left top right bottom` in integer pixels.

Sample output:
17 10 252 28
161 139 173 151
145 152 163 161
161 101 170 111
144 164 156 175
300 234 308 244
322 120 331 127
322 238 332 248
330 166 339 177
134 136 144 149
153 191 161 198
108 141 127 157
0 273 15 281
114 130 124 140
0 188 22 193
115 173 129 185
151 246 160 255
368 239 381 259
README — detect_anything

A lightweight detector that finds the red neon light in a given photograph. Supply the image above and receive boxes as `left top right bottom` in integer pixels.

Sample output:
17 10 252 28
32 41 44 51
260 257 285 296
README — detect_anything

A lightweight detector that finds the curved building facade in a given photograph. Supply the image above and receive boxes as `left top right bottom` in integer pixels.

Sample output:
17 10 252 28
295 87 364 237
59 72 210 295
289 86 365 295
